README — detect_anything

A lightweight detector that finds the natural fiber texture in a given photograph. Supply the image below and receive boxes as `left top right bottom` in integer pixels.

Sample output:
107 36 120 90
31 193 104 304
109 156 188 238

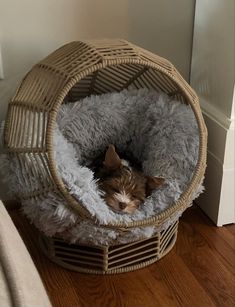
2 39 207 234
39 221 178 275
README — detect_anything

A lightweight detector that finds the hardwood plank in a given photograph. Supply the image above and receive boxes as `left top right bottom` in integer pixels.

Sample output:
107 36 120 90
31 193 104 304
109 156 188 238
192 207 235 249
182 207 235 272
212 226 235 251
150 250 215 307
226 224 235 236
69 272 159 307
134 268 183 307
177 208 235 307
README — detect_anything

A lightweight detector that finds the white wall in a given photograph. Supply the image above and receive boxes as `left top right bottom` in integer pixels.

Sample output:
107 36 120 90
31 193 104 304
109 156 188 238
128 0 195 80
0 0 195 199
0 0 130 123
191 0 235 225
0 0 195 122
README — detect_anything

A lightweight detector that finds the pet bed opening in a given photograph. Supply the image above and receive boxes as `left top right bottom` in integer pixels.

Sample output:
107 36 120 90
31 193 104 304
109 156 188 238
54 85 201 228
46 61 204 228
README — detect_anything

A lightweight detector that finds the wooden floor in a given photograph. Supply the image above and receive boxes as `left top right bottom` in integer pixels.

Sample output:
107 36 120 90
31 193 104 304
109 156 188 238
9 206 235 307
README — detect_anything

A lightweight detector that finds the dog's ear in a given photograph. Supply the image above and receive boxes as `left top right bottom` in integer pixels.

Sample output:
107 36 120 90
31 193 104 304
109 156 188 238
103 144 121 170
145 176 165 196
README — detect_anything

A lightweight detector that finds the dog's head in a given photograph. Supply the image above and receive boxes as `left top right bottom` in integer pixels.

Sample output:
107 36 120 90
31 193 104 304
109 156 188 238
99 145 164 214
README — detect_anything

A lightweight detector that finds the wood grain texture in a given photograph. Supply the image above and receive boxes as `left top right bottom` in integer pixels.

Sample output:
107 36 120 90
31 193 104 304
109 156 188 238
8 206 235 307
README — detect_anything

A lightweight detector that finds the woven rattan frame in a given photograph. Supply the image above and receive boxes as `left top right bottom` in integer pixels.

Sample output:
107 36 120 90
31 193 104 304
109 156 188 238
4 39 207 231
40 220 178 274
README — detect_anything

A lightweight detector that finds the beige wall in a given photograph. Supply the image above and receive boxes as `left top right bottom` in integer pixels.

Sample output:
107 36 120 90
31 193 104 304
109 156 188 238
0 0 195 199
0 0 195 123
0 0 130 123
128 0 195 80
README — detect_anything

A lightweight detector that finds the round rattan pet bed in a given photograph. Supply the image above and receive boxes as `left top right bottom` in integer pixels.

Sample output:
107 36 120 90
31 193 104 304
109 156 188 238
3 39 207 274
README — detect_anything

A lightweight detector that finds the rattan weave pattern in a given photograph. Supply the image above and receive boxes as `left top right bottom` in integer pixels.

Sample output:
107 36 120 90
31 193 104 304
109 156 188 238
39 221 178 274
4 39 207 230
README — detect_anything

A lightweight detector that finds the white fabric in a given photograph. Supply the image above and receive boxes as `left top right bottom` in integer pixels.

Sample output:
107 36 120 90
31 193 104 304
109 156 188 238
0 202 52 307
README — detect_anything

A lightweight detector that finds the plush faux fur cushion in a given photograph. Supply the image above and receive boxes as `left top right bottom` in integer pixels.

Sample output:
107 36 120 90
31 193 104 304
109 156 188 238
55 89 201 223
0 89 203 245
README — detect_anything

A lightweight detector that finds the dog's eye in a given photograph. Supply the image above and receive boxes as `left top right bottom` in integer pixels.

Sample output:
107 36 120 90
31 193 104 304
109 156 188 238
131 194 138 199
132 194 144 201
112 188 119 193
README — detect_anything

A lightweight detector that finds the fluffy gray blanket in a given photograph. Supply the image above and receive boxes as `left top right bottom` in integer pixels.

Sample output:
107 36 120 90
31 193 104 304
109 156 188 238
0 89 203 245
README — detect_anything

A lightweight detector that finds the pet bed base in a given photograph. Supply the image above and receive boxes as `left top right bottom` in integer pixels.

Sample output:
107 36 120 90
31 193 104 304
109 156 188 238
39 221 178 274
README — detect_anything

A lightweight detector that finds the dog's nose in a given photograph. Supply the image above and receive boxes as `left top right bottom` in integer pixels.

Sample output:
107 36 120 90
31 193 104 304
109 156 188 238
119 202 127 210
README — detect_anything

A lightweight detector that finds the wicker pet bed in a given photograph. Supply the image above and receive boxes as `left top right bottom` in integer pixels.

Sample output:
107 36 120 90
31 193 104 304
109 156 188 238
3 39 207 274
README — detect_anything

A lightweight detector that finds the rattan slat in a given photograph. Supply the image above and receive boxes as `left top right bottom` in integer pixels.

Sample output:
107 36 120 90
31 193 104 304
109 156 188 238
54 246 103 258
108 253 156 271
109 237 158 255
58 257 104 268
160 224 178 249
39 221 177 274
109 247 158 266
160 221 178 243
56 251 104 264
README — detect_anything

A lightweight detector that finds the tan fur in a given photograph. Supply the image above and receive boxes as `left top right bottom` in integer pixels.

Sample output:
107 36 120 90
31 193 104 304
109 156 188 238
98 145 165 214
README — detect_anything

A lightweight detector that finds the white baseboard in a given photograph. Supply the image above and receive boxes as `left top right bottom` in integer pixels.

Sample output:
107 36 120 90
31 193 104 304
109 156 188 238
196 149 223 225
218 166 235 225
196 99 235 225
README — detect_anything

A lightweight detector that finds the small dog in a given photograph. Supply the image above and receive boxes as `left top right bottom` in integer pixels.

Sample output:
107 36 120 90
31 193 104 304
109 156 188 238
95 145 164 214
